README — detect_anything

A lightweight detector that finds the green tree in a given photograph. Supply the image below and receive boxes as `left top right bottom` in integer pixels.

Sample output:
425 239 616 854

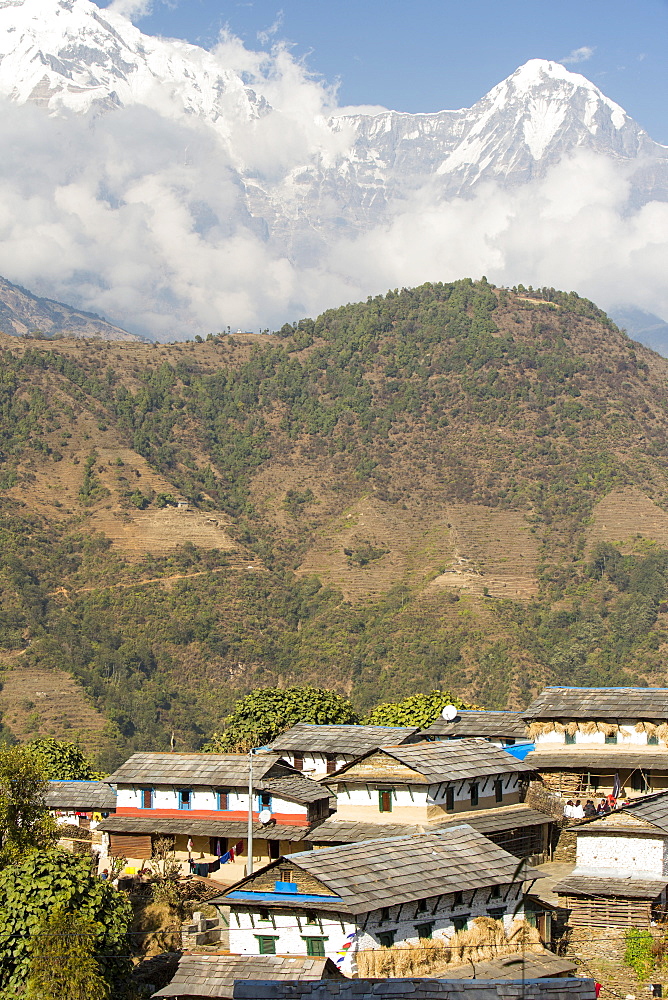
362 690 476 728
25 908 109 1000
203 685 359 751
0 744 57 867
0 852 132 995
26 738 97 780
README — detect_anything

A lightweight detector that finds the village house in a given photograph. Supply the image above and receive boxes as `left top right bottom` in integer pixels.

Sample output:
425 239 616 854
523 686 668 801
45 779 116 824
421 710 528 746
266 724 420 777
210 824 539 975
97 753 331 882
307 739 553 861
552 790 668 927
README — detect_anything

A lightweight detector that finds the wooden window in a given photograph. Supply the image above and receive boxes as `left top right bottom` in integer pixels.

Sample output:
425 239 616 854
279 866 293 882
293 755 304 770
269 840 281 861
178 789 192 810
445 787 455 811
378 931 395 948
494 779 503 803
325 756 337 775
378 790 393 813
489 885 501 899
416 922 434 939
256 935 278 955
141 788 153 809
453 915 470 933
488 907 505 920
416 899 427 914
453 891 464 907
379 907 390 923
303 937 327 957
217 788 230 810
258 908 271 922
306 913 319 925
470 783 479 807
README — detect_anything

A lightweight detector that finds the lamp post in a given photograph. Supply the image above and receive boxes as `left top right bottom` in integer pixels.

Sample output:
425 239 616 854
247 748 254 875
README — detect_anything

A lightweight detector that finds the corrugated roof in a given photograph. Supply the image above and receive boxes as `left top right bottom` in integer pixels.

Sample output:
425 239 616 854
45 780 116 810
422 712 528 740
267 724 419 754
554 875 668 900
153 955 341 998
306 805 553 844
522 687 668 721
327 740 533 785
524 749 668 770
233 978 596 1000
216 824 536 916
98 815 311 841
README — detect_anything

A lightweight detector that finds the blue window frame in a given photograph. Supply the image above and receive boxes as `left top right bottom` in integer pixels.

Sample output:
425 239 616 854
179 788 192 810
140 788 153 809
258 792 272 812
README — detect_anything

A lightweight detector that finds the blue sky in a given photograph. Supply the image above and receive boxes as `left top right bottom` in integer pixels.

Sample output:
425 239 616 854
102 0 668 142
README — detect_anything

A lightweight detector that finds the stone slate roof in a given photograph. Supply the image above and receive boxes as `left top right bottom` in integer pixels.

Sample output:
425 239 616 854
217 824 535 916
233 979 596 1000
98 815 312 841
422 711 528 740
256 776 330 804
327 739 533 784
306 805 553 844
268 724 419 755
572 790 668 835
442 950 577 981
522 687 668 721
153 955 341 998
106 753 283 786
45 780 116 810
554 875 668 900
524 749 668 770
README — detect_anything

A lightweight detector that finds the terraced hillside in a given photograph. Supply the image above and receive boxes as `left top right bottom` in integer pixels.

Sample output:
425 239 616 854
3 280 668 764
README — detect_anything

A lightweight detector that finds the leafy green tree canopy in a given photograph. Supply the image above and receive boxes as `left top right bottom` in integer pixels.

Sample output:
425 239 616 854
0 744 57 867
26 738 97 780
0 852 132 996
26 908 109 1000
204 685 359 751
362 690 476 728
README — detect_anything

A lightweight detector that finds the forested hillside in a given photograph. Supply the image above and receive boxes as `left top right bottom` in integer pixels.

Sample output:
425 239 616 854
3 279 668 767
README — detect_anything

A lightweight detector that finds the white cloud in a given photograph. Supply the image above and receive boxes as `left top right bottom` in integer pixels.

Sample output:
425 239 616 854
106 0 153 19
0 23 665 341
561 46 595 64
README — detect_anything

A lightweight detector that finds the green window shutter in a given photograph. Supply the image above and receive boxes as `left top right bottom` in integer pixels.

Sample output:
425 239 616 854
256 935 278 955
378 789 392 813
415 922 434 939
303 937 327 957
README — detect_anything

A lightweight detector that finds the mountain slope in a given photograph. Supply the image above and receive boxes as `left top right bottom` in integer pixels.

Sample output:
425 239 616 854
0 274 140 340
4 281 668 764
